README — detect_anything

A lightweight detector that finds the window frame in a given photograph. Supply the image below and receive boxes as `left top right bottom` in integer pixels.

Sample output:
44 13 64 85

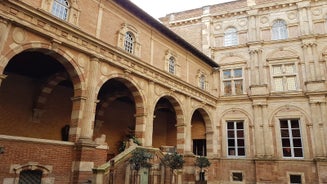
279 119 304 159
168 56 176 74
224 27 238 46
19 169 43 184
51 0 69 20
270 62 299 92
272 19 288 40
287 172 304 184
226 120 246 158
124 31 135 54
221 67 244 96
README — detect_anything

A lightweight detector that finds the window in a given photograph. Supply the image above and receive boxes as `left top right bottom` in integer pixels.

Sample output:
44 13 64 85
272 19 288 40
222 68 243 95
232 172 243 182
124 31 134 54
51 0 69 20
280 119 303 158
271 63 297 92
227 121 245 157
290 174 302 184
193 139 207 156
168 56 175 74
199 74 206 90
224 27 238 46
19 170 43 184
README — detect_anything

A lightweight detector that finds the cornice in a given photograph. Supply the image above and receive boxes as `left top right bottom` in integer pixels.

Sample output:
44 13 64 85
1 0 218 107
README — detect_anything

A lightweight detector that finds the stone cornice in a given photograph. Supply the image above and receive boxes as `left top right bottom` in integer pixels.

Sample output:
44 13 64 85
1 0 218 107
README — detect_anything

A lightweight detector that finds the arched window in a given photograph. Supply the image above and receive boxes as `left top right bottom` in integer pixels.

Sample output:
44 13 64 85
51 0 69 20
168 56 175 74
272 19 288 40
199 74 206 90
224 27 238 46
124 31 134 54
19 170 43 184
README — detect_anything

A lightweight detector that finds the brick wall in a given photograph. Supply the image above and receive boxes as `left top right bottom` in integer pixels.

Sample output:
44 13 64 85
0 74 73 140
0 139 74 183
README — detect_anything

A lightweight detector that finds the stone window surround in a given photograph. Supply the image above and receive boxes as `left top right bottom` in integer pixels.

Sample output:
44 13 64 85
220 65 245 96
117 23 141 57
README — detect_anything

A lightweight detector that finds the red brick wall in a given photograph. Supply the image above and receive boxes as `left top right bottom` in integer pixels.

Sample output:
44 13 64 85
0 139 74 184
0 74 73 141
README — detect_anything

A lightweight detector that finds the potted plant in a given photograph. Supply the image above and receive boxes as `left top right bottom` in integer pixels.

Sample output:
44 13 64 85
162 152 185 183
129 148 153 183
195 156 211 183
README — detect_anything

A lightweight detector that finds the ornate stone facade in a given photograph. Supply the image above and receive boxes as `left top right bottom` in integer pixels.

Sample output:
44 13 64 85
160 0 327 183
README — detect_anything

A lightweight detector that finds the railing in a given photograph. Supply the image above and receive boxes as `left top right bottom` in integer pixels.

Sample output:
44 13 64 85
92 145 187 184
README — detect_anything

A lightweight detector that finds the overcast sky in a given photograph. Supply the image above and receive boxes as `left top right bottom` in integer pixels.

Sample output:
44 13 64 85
130 0 236 19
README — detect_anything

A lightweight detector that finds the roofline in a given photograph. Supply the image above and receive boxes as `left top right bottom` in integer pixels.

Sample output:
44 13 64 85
112 0 219 68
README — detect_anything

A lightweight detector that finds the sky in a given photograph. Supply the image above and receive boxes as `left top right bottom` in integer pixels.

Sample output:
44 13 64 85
130 0 236 19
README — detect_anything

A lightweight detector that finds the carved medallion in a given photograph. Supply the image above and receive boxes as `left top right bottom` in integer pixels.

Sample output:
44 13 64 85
12 27 26 44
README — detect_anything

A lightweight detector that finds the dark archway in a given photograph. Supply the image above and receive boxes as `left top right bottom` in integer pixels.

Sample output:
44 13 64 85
95 78 137 158
152 97 178 151
191 110 207 156
0 50 74 141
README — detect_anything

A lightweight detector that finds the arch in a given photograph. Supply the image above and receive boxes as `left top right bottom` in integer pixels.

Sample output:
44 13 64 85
153 94 185 153
219 108 254 157
219 108 253 126
0 42 85 97
219 55 247 65
268 105 311 125
0 43 85 141
268 105 312 159
224 26 238 46
190 107 213 132
266 48 299 61
190 107 214 156
271 19 288 40
94 75 146 151
12 162 52 175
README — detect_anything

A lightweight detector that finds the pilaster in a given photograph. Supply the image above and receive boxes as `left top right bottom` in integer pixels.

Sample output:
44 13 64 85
309 95 327 158
252 98 270 158
79 57 100 140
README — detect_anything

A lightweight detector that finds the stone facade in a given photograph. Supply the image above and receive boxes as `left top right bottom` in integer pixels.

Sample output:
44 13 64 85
0 0 326 184
0 0 217 183
160 0 327 183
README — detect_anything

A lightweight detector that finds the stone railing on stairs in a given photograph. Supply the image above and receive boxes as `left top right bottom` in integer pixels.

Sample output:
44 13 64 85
92 145 184 184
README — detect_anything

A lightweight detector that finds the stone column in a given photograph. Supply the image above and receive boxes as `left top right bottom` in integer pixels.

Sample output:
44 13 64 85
184 97 192 154
79 57 100 141
144 81 155 147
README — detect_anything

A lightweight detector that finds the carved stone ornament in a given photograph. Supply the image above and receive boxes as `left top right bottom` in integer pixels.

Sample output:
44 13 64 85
12 27 26 44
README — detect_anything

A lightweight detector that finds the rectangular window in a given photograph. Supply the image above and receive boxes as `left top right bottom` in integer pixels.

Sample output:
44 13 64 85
272 64 297 92
222 68 243 96
227 121 245 157
290 174 302 184
232 172 243 182
193 139 207 156
280 119 303 158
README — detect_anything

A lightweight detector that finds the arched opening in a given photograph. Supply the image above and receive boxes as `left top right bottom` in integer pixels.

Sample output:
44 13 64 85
0 50 74 141
94 78 137 159
191 110 206 156
152 97 177 151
